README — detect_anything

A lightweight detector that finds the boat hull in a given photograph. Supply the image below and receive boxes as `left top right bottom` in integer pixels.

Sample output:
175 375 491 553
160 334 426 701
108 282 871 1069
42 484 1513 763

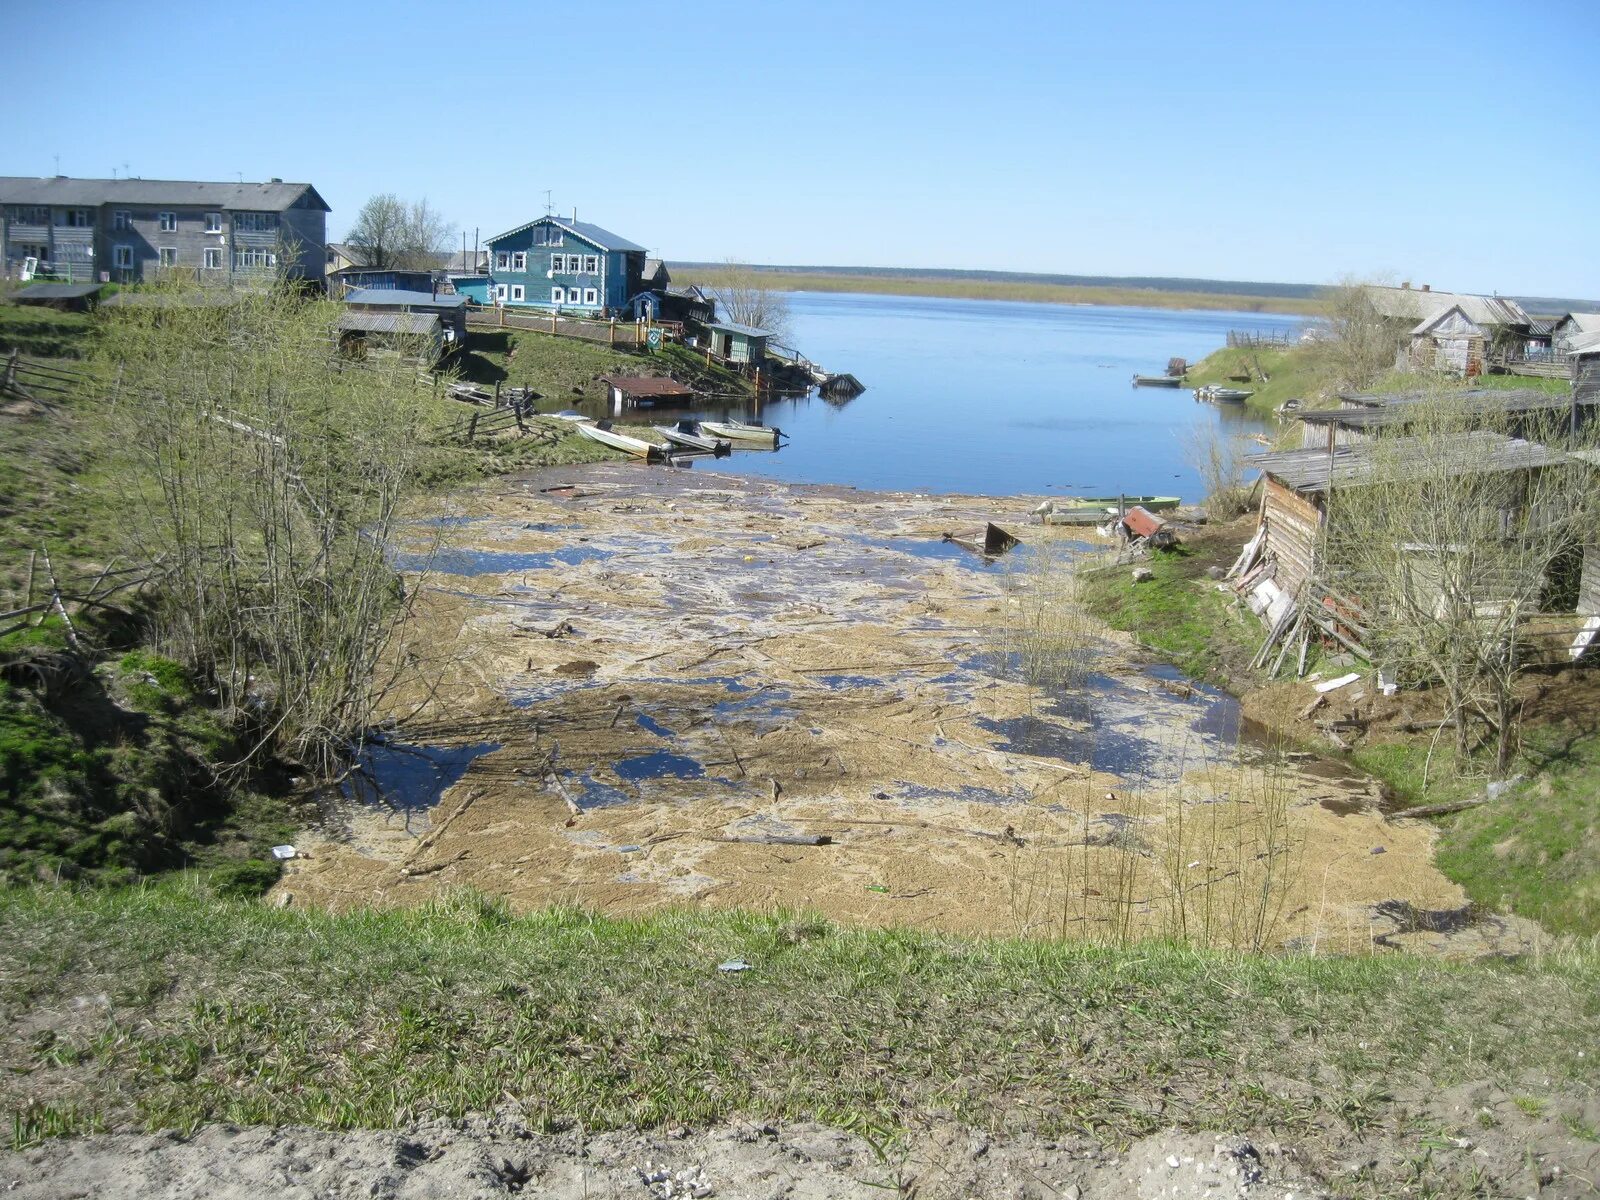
701 420 781 445
1132 375 1183 387
576 422 666 461
655 426 730 455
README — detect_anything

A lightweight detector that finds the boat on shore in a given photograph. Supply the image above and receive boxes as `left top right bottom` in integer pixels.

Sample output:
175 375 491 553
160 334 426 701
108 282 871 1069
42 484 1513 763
575 420 669 462
1034 495 1181 514
700 418 783 446
1195 385 1253 404
1132 374 1184 387
654 419 731 455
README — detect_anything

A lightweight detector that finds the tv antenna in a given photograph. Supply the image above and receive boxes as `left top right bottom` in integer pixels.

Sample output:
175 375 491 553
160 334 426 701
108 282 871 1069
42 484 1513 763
52 154 60 174
543 189 554 215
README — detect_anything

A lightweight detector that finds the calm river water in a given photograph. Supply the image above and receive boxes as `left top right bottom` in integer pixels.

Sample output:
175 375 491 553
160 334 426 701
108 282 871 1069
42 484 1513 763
657 291 1302 499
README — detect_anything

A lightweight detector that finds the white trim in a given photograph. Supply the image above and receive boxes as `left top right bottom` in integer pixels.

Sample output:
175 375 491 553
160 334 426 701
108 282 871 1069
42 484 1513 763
495 251 510 271
551 286 565 304
204 212 222 233
510 284 525 302
158 247 178 266
549 253 561 274
113 244 133 269
158 211 177 232
583 288 598 306
203 247 222 270
510 251 526 271
494 283 508 303
582 254 598 274
112 210 131 231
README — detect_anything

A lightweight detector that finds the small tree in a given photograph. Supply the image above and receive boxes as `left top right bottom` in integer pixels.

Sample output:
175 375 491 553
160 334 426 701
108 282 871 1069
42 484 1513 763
347 194 455 271
1312 277 1410 392
712 260 792 342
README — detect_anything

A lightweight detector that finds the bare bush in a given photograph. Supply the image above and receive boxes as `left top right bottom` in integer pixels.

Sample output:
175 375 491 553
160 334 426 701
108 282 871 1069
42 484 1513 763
95 280 439 774
710 260 792 343
1184 421 1255 516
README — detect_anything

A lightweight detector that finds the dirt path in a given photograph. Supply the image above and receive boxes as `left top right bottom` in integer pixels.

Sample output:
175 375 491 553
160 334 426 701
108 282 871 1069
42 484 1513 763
278 464 1534 954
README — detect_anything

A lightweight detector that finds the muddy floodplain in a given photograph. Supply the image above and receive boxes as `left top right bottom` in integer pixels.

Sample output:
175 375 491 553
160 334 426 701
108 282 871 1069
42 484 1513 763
280 464 1532 955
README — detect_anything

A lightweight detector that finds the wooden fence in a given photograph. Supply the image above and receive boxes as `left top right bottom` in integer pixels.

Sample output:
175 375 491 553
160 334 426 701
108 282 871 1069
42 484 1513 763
465 307 683 349
1226 329 1299 349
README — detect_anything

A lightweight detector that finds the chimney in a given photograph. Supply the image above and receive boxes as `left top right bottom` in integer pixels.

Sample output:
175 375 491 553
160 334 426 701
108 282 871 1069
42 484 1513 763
270 176 282 183
572 207 578 222
1421 283 1430 292
1401 281 1410 289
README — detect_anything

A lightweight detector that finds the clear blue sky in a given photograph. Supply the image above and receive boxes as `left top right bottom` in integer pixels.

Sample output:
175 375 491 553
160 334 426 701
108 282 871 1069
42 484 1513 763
9 0 1599 297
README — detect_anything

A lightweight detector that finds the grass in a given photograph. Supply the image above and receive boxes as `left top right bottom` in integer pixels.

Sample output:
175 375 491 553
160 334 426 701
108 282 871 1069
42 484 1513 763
0 304 95 359
1 882 1596 1149
1077 542 1258 685
675 268 1328 316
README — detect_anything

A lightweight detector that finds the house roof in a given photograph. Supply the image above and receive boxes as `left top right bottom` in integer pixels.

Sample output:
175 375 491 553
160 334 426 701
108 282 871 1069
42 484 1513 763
1314 389 1583 425
338 311 441 336
485 214 646 253
343 288 465 310
642 258 670 286
1364 285 1530 328
0 176 329 212
706 320 771 338
9 282 102 302
1565 331 1600 356
327 241 367 265
1248 431 1568 494
442 250 489 272
597 374 693 397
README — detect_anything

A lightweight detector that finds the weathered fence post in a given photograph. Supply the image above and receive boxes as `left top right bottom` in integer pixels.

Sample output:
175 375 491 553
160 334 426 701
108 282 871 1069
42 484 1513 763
467 412 479 442
609 317 615 348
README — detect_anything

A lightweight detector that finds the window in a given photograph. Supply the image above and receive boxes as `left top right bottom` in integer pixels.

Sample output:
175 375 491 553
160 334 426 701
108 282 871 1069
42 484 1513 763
113 245 133 269
567 254 582 272
494 284 507 302
203 247 222 269
510 251 526 271
234 248 277 269
583 288 598 306
54 208 92 227
536 224 562 247
233 211 278 233
158 211 177 231
495 251 510 271
113 210 132 231
510 284 524 302
549 253 562 274
204 212 222 233
158 247 178 267
550 287 565 305
11 206 48 225
582 255 598 274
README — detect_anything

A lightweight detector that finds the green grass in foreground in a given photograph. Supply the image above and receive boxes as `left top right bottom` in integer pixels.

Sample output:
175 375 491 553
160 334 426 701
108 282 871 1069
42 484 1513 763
0 305 95 359
2 883 1596 1148
675 268 1327 316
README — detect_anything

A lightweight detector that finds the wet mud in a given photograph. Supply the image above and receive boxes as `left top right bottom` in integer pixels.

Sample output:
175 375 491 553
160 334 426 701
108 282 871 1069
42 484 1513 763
279 464 1537 955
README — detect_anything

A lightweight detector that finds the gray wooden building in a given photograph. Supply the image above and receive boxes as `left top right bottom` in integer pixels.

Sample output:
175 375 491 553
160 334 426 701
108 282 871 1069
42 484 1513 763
0 176 330 286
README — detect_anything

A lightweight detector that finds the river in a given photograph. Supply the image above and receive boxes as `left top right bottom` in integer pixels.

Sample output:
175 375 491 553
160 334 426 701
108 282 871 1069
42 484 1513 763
655 291 1303 498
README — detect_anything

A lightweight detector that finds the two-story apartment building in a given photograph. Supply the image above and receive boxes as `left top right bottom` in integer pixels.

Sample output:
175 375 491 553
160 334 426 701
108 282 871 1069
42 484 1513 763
0 176 330 285
481 214 646 315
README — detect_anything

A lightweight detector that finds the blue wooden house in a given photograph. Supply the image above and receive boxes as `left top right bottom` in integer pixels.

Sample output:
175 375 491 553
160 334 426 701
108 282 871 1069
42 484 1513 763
482 214 647 315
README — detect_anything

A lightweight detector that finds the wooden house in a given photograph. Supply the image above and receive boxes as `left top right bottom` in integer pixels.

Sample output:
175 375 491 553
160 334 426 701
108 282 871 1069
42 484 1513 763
326 241 366 275
1552 312 1600 353
1236 433 1570 625
1409 304 1487 376
703 320 769 364
342 287 467 349
482 213 646 316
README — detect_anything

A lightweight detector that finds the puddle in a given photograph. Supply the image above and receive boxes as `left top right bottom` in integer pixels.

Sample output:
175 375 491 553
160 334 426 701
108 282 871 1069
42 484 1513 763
614 751 705 782
634 712 676 738
337 739 501 815
389 544 616 576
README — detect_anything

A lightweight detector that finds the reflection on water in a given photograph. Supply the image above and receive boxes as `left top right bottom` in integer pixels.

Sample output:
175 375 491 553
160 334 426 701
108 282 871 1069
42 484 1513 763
582 291 1299 497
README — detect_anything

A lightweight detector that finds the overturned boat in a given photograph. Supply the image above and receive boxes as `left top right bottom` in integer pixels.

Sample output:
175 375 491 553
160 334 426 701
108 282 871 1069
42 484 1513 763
575 420 669 462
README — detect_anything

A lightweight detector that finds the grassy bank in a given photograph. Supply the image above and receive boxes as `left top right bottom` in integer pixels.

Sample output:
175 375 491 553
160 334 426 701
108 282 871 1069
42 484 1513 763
674 267 1327 316
4 884 1596 1158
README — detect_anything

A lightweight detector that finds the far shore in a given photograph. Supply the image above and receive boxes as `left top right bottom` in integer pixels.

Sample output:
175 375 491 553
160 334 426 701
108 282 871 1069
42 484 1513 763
670 267 1327 316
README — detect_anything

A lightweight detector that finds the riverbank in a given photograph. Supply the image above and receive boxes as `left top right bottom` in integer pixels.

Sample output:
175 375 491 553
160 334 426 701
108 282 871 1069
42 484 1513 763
674 267 1327 316
1079 518 1600 936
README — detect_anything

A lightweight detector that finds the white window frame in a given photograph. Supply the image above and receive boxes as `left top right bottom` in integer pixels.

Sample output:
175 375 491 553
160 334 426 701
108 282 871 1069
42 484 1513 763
510 284 524 302
158 247 178 266
159 211 177 232
204 212 222 233
543 225 562 247
113 210 131 231
494 283 507 303
495 250 510 271
55 208 92 228
568 254 583 272
583 288 598 306
510 251 526 271
582 254 598 274
113 244 133 269
203 247 222 269
550 286 565 305
234 211 277 233
234 248 277 269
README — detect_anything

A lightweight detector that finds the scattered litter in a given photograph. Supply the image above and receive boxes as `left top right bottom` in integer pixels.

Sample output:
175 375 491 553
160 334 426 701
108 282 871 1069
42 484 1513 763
1377 669 1398 697
638 1161 714 1199
716 959 752 973
1370 846 1386 855
1314 672 1361 694
270 845 297 860
618 844 643 854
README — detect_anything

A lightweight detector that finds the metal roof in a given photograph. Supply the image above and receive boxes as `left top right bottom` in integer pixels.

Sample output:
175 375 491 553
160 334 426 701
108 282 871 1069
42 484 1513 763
597 374 693 397
337 311 441 335
1248 431 1569 494
1557 312 1600 334
484 214 646 253
706 320 771 337
9 282 102 301
327 241 369 265
1364 285 1530 328
343 288 466 310
1564 330 1600 356
0 176 329 212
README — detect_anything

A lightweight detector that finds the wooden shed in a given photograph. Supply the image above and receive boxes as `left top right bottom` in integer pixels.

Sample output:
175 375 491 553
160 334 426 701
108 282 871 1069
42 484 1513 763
703 320 769 365
597 374 694 415
343 287 467 349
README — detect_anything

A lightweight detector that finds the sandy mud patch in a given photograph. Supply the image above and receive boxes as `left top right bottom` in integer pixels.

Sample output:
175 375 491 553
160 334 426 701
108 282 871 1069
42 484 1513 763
280 465 1532 953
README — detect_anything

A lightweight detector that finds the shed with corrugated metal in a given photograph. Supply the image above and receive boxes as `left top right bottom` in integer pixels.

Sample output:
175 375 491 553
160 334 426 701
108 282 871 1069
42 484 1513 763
343 287 467 347
703 320 769 365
